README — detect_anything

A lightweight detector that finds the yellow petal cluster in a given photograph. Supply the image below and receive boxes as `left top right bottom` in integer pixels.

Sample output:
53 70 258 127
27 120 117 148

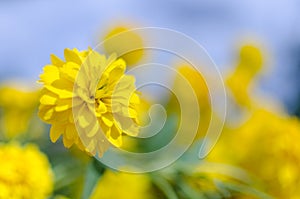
0 142 53 199
226 44 264 108
103 26 144 66
208 43 300 198
0 86 40 138
38 48 140 156
208 109 300 198
90 170 153 199
168 65 211 141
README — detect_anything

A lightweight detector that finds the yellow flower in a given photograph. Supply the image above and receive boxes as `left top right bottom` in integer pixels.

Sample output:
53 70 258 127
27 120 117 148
38 48 140 156
0 86 40 138
226 44 264 108
167 65 211 141
103 26 144 66
208 109 300 198
90 170 153 199
0 142 53 199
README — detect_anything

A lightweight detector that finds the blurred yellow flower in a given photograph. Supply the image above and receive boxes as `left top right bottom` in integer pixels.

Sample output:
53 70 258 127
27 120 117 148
90 170 153 199
226 44 264 108
168 65 211 140
0 142 53 199
0 86 40 138
103 26 144 66
38 48 140 156
209 109 300 198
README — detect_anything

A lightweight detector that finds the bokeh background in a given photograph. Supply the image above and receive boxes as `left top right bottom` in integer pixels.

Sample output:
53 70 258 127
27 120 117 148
1 1 300 199
1 0 300 112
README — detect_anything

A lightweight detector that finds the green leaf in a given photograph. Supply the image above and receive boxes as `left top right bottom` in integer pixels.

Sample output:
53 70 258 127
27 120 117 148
178 180 207 199
151 173 178 199
215 179 274 199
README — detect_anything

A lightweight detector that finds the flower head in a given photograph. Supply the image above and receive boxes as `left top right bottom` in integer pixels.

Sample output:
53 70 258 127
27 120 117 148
103 26 144 66
0 142 53 199
168 64 211 141
38 48 140 156
0 86 40 138
226 44 264 108
208 109 300 198
90 170 152 199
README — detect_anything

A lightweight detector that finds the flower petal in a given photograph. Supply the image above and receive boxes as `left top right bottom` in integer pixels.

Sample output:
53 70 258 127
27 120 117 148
50 124 65 142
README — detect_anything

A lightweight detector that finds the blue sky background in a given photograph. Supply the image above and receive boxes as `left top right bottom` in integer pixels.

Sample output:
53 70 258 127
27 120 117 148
1 0 300 108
